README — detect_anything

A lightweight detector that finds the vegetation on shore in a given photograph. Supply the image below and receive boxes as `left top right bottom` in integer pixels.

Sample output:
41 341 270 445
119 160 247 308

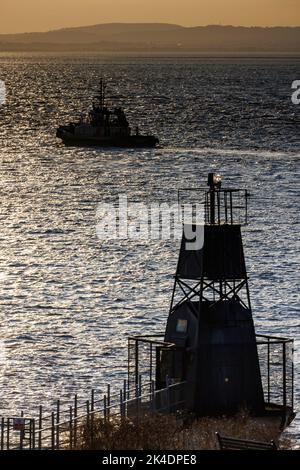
76 410 290 450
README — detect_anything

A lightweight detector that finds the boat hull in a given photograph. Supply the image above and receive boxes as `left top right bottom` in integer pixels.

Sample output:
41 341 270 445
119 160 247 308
56 128 159 148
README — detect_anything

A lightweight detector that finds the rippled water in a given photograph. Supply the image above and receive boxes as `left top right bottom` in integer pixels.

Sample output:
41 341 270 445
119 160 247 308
0 55 299 445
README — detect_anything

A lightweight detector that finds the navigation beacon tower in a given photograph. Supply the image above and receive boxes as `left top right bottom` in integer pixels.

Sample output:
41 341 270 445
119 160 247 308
128 173 294 421
163 173 264 414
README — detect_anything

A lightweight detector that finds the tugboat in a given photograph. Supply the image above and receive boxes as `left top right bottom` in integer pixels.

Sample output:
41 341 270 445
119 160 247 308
56 79 159 148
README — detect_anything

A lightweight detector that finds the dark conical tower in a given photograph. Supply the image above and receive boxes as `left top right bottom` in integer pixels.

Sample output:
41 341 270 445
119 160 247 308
163 173 265 414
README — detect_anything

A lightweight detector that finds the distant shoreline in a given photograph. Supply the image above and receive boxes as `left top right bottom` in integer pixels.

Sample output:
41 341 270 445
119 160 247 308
0 50 300 58
0 24 299 55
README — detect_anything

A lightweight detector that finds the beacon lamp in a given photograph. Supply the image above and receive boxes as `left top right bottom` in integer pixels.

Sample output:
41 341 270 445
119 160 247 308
207 172 222 189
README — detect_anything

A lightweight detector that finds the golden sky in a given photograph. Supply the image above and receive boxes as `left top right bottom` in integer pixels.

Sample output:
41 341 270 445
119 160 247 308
1 0 299 34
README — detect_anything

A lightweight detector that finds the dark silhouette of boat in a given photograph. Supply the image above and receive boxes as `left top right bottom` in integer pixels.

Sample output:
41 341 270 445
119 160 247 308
56 79 159 148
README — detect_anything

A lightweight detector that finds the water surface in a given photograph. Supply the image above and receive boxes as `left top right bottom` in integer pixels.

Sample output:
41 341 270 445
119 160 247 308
0 55 299 445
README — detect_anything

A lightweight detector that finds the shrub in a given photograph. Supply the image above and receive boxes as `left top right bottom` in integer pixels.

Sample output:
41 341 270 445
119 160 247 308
76 409 289 450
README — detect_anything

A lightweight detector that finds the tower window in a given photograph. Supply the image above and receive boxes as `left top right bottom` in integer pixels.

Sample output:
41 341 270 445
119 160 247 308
176 319 188 333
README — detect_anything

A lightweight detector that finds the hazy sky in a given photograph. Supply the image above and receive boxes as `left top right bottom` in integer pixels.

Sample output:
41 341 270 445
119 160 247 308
1 0 299 34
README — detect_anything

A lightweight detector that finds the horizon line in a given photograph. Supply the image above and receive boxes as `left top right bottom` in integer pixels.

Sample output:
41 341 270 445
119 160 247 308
1 22 300 36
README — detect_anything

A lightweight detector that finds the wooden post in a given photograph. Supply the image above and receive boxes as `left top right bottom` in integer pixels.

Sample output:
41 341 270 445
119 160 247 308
150 342 153 383
91 389 95 411
69 406 73 450
32 419 36 450
138 375 142 416
56 400 60 451
28 417 32 449
149 380 152 413
120 390 124 419
1 417 4 450
123 380 127 416
56 400 60 424
135 341 139 387
128 339 131 395
74 394 78 449
19 411 24 450
283 342 287 408
86 400 90 447
123 380 127 400
91 390 95 447
7 418 9 450
267 339 270 404
104 395 107 423
107 384 111 421
51 412 55 450
38 405 42 450
292 342 294 411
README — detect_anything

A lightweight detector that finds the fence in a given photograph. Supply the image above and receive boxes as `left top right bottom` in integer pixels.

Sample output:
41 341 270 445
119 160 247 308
256 334 294 410
128 335 176 389
0 379 186 450
128 333 294 411
0 333 293 450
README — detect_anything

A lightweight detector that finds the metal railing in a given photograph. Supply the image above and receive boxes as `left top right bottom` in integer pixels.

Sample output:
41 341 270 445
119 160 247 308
0 332 293 450
256 333 294 410
177 187 249 225
128 335 175 389
0 379 186 450
128 333 294 412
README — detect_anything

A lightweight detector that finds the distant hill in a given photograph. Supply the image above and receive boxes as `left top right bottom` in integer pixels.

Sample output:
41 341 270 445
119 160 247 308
0 23 299 53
